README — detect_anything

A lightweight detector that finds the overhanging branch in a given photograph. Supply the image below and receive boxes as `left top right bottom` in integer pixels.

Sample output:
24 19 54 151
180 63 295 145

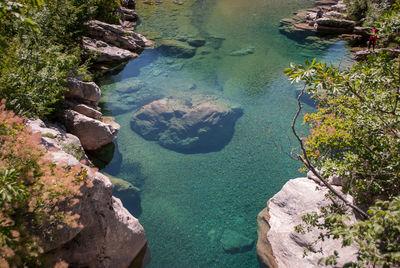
292 85 370 219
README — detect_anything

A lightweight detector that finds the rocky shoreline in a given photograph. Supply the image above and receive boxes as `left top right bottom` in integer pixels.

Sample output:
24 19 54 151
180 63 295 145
24 1 155 266
27 118 151 267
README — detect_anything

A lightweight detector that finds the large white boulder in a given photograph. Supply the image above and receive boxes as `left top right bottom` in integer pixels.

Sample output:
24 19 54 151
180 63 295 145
257 177 358 268
61 109 117 151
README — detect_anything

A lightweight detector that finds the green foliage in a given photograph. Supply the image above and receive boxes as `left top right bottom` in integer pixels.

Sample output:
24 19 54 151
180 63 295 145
0 0 122 117
285 6 400 262
285 50 400 266
296 196 400 267
0 169 28 208
344 0 371 21
285 53 400 203
42 132 55 138
376 1 400 44
93 0 122 24
0 38 83 117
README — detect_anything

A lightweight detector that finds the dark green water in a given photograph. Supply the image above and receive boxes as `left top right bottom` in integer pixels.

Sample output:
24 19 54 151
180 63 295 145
99 0 352 266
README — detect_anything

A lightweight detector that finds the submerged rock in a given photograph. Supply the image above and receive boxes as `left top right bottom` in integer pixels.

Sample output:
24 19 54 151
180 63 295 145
220 229 254 254
256 177 358 268
107 174 142 217
187 38 206 47
130 97 243 153
229 46 255 56
207 35 225 49
159 40 197 58
115 78 146 94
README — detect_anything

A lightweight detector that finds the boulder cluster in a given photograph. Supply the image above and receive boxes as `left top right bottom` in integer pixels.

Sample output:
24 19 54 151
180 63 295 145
279 0 371 40
61 1 154 152
27 119 150 268
61 78 119 152
26 2 155 266
82 2 152 65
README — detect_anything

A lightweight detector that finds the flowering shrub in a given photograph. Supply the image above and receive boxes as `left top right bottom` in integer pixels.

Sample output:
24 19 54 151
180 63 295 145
0 99 87 266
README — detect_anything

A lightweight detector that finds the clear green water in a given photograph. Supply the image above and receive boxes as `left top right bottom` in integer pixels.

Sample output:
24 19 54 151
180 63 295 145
99 0 352 266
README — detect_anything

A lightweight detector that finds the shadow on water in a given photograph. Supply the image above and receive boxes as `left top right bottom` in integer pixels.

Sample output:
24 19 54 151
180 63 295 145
295 90 318 108
87 142 120 171
120 50 161 80
103 160 149 218
113 187 143 218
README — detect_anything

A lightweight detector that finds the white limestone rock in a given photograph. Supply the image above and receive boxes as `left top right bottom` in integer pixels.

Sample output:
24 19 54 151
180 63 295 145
83 36 138 63
61 109 117 151
257 178 358 268
66 78 102 106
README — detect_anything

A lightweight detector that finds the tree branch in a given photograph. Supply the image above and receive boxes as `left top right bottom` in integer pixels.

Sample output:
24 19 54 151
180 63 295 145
292 85 370 219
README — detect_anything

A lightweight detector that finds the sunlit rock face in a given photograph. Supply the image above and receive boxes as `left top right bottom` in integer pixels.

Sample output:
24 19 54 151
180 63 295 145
27 119 150 268
257 177 358 268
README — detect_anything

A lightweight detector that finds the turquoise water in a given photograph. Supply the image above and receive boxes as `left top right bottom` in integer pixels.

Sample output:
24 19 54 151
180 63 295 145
99 0 352 266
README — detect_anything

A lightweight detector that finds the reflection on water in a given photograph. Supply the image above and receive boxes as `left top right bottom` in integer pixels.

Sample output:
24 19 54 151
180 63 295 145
99 0 352 266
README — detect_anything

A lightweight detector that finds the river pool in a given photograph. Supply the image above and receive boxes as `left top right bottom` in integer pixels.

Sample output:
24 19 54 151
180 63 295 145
98 0 351 266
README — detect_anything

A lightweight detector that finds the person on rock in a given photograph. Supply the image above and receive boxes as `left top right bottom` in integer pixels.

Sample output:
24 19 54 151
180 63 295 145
368 28 378 51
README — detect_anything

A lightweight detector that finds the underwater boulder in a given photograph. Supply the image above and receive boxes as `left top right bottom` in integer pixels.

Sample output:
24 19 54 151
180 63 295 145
229 46 255 56
107 174 143 217
187 38 206 47
130 97 243 153
220 229 254 254
158 40 196 58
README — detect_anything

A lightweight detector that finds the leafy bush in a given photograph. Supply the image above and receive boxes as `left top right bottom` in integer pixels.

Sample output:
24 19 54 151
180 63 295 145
345 0 371 21
0 100 88 266
0 0 121 118
0 39 83 117
285 51 400 266
93 0 122 24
